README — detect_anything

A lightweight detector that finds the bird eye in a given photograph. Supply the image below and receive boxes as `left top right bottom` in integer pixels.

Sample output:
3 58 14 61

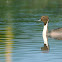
43 17 44 18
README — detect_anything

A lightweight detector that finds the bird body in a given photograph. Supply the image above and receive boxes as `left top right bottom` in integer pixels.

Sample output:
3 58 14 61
38 16 62 50
48 28 62 40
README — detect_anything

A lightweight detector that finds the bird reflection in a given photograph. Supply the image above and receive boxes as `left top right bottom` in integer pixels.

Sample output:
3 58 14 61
41 44 49 51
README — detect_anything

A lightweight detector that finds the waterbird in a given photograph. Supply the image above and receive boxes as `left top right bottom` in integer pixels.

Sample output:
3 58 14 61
38 16 62 50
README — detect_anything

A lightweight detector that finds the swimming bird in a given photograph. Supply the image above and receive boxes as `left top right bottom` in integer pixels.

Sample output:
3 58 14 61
38 16 62 50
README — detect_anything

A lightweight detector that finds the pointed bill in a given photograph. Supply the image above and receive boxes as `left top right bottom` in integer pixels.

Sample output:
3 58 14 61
38 19 41 21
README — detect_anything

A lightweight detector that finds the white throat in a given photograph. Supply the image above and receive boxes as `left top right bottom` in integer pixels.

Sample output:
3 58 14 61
43 21 48 47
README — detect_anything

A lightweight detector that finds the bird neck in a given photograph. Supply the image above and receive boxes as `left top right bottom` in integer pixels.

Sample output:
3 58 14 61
43 21 48 47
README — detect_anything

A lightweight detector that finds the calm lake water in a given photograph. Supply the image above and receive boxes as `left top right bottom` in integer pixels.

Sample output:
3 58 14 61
0 0 62 62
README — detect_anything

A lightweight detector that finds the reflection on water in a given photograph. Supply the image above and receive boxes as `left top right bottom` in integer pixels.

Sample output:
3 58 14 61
5 25 13 62
0 0 62 62
0 22 13 62
0 1 13 62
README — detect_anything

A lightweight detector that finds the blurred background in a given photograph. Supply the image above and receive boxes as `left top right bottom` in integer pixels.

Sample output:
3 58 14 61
0 0 62 62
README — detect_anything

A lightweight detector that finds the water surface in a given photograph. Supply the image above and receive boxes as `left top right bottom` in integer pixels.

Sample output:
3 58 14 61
0 0 62 62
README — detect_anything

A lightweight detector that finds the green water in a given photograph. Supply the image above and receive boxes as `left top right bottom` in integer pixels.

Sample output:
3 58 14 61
0 0 62 62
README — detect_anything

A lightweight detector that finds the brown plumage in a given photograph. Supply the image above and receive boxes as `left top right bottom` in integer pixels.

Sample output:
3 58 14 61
41 16 62 40
41 16 49 25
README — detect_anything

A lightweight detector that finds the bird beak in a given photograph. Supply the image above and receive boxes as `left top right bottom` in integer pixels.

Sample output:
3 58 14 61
38 19 41 21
